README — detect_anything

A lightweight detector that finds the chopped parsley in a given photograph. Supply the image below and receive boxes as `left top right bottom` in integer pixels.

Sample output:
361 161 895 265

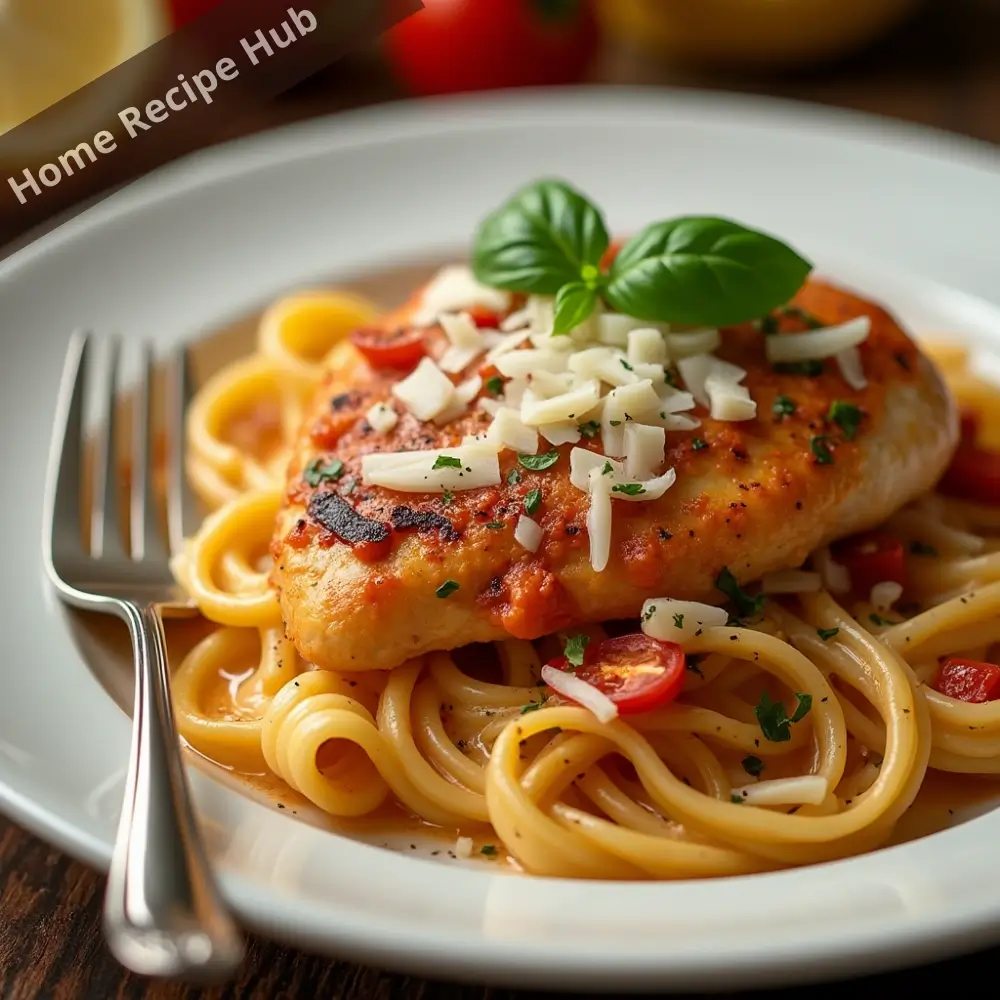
869 613 899 627
602 461 614 475
304 458 344 487
520 700 545 715
612 483 646 496
664 369 679 388
773 360 825 376
485 376 504 396
755 691 813 743
433 455 462 470
673 613 685 629
817 627 840 641
484 521 504 530
507 468 522 486
577 420 601 439
642 604 656 623
790 693 813 723
563 633 590 669
480 845 498 856
609 419 622 427
741 755 765 777
783 306 824 329
442 489 455 505
828 400 863 440
691 438 708 451
435 580 460 599
620 359 634 372
810 435 835 465
731 794 744 804
910 541 938 557
716 566 765 618
524 488 542 515
518 450 559 471
772 394 797 420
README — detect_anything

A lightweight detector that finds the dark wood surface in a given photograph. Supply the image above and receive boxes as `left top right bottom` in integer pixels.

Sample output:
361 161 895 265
4 1 1000 997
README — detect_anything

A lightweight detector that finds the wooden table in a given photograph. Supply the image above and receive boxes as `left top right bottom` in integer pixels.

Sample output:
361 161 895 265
3 1 1000 997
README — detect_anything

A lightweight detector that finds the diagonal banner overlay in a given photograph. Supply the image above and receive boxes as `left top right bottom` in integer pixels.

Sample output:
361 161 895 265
0 0 422 260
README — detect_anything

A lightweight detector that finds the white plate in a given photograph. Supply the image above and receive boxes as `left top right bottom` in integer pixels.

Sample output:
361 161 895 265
3 89 1000 992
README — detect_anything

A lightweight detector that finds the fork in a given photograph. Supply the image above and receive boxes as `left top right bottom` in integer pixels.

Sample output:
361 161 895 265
42 331 244 980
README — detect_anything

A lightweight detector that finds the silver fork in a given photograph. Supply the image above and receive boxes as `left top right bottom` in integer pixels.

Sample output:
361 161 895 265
42 331 244 980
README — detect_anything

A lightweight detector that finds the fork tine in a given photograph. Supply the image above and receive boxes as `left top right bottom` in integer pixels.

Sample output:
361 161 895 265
130 342 167 562
43 331 92 565
166 344 200 556
92 336 125 560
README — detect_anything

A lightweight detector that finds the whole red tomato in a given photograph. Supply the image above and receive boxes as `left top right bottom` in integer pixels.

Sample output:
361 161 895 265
386 0 600 96
169 0 224 29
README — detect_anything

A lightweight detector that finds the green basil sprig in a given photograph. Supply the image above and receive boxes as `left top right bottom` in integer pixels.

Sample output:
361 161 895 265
473 179 609 296
472 180 812 333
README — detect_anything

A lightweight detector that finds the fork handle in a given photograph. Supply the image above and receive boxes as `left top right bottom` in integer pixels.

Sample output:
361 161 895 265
104 602 244 980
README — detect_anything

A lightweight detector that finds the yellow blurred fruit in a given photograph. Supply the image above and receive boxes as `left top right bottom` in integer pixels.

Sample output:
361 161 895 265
597 0 923 69
0 0 166 138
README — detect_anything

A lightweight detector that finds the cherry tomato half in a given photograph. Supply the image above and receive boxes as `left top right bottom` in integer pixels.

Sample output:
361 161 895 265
831 530 907 594
937 416 1000 506
546 633 686 715
464 305 502 329
349 326 426 371
933 657 1000 703
385 0 600 97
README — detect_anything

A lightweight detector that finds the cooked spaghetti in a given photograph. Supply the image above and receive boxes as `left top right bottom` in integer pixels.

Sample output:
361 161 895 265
169 190 1000 880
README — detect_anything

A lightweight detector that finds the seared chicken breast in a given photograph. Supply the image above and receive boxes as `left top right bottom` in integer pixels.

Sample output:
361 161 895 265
271 278 957 672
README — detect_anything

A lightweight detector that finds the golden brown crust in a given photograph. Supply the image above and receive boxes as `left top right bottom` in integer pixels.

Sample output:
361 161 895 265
271 279 958 672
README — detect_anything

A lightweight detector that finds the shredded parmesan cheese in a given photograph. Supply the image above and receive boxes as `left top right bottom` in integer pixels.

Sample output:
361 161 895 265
496 348 567 379
871 580 903 610
540 663 618 724
666 328 720 359
765 317 871 364
514 515 543 553
439 312 483 349
731 776 828 807
623 423 666 481
814 546 851 593
627 328 668 366
412 265 510 327
361 444 500 493
521 381 601 427
486 407 539 455
365 402 398 435
392 357 456 421
586 466 613 572
539 421 582 446
641 599 728 642
432 375 482 425
836 346 868 390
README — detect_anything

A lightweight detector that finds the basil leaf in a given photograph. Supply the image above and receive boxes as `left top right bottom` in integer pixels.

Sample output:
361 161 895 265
552 281 598 336
606 217 812 327
563 633 589 668
518 451 559 471
473 179 610 295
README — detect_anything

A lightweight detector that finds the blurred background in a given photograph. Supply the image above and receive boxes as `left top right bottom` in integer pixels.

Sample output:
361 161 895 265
2 0 1000 153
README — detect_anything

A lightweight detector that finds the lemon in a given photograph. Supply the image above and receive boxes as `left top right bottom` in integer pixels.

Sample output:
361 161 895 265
0 0 166 138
